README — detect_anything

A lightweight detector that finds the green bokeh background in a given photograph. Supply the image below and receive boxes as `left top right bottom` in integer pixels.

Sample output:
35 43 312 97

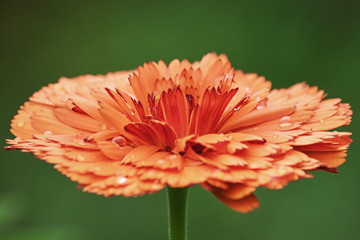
1 0 359 239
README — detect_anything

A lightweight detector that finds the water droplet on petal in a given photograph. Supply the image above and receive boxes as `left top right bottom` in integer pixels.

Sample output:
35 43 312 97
272 134 279 139
17 120 25 128
256 101 266 110
279 116 292 127
76 154 85 161
130 143 137 148
213 170 224 178
112 136 126 147
99 122 107 130
156 159 165 165
319 119 325 124
146 115 154 121
233 107 240 112
53 84 64 91
44 130 53 135
278 167 288 175
186 94 194 103
147 106 156 114
153 90 159 95
76 140 85 146
76 133 84 138
245 87 252 95
169 155 177 160
224 74 232 80
129 109 136 116
117 177 127 184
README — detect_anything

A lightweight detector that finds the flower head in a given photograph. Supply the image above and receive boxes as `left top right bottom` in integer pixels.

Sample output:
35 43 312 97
6 53 352 213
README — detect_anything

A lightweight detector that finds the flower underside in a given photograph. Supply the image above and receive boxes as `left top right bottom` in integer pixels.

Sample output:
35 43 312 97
7 53 352 213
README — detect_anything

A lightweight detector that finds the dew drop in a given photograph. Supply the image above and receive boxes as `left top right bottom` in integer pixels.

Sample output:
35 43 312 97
147 106 155 114
76 133 84 138
233 107 240 112
186 94 194 103
112 136 126 147
213 170 224 178
156 159 165 165
146 115 154 121
130 143 137 148
76 154 85 161
279 116 292 127
277 167 288 175
272 134 279 139
169 155 177 160
117 177 127 184
224 74 232 80
53 84 64 91
76 140 85 146
43 130 53 135
256 101 266 110
16 120 25 128
245 87 252 95
99 123 107 130
153 90 159 95
319 119 325 124
129 109 136 116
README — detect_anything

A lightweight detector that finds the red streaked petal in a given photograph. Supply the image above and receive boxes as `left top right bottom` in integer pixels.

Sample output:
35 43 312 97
160 87 189 137
195 88 237 135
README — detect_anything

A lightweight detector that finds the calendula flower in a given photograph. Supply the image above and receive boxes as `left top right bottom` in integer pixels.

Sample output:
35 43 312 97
6 53 352 215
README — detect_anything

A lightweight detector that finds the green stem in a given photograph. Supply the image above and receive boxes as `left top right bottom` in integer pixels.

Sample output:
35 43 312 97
167 187 188 240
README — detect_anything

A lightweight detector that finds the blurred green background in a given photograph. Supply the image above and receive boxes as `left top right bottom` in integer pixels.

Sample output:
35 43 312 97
1 0 359 239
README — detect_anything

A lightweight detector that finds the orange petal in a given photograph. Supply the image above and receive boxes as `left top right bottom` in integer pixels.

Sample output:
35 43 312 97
54 108 103 132
213 193 259 213
121 145 162 164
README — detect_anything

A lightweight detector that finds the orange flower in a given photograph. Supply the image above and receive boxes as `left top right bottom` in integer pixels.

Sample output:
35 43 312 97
6 53 352 213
